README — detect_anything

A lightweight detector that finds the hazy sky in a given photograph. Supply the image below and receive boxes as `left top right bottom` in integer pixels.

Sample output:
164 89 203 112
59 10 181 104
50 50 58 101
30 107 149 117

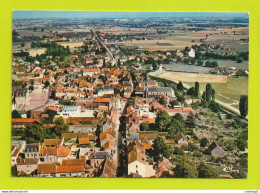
13 11 249 19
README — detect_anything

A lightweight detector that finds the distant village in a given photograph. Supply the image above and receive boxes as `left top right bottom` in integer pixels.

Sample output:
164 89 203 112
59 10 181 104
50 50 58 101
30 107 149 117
11 18 248 178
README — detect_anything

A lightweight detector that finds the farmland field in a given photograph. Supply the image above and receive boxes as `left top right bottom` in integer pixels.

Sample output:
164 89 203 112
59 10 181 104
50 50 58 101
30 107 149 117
157 71 228 83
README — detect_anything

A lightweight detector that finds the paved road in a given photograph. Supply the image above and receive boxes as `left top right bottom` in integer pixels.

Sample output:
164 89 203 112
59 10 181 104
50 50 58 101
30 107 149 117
91 29 115 62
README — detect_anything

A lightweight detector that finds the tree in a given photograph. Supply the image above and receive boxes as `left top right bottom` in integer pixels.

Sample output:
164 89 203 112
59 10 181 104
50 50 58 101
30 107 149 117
186 112 196 128
26 110 31 118
174 158 199 178
177 81 184 91
198 162 219 178
239 95 248 118
140 122 149 131
191 59 196 65
209 100 220 112
155 110 171 132
211 61 218 68
54 117 69 136
188 142 199 151
187 87 196 97
170 100 179 107
158 96 166 106
21 43 25 47
173 147 184 155
205 83 213 102
205 61 212 67
153 137 171 158
29 85 34 91
117 59 121 67
197 60 204 66
12 110 21 118
237 58 244 63
44 80 50 88
103 58 106 67
95 125 102 147
200 137 208 147
195 82 200 97
23 124 46 143
11 166 18 177
152 61 158 71
168 119 186 138
173 113 184 123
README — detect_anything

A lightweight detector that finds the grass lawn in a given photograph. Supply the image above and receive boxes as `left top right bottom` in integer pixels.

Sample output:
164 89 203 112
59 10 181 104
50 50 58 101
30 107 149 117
186 76 248 102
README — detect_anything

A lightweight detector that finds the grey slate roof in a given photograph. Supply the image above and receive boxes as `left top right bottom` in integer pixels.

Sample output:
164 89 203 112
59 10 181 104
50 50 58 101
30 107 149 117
24 144 39 153
148 87 173 93
90 151 112 159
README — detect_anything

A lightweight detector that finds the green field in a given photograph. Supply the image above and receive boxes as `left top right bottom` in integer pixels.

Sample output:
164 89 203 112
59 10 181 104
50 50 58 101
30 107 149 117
186 76 248 104
202 59 248 70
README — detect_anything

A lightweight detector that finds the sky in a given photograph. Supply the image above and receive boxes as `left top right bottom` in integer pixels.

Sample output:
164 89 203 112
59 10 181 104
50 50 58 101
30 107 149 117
12 11 249 19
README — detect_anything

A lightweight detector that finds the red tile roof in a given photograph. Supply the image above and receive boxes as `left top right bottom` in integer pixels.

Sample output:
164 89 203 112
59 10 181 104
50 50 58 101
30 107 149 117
100 133 115 143
62 158 85 166
43 139 62 146
56 165 85 173
78 137 90 145
12 118 40 124
39 147 57 155
94 98 110 103
83 69 99 72
17 158 38 165
57 146 71 157
37 164 56 174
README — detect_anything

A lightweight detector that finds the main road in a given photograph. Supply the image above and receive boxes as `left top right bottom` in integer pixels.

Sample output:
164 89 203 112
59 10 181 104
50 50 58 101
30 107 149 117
91 29 115 62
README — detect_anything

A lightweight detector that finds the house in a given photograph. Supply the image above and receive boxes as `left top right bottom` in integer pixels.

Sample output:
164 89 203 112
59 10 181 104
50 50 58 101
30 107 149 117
39 145 71 163
188 48 196 58
128 149 146 177
24 143 40 159
56 165 85 177
43 138 64 147
103 141 115 154
97 87 114 96
96 158 117 177
174 133 188 147
78 137 90 147
57 105 81 118
37 163 56 177
12 118 40 128
147 87 175 98
90 151 112 168
155 157 174 177
79 147 100 160
16 158 39 175
11 140 26 166
100 133 115 147
82 68 100 76
205 142 225 158
164 107 195 118
139 133 158 144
